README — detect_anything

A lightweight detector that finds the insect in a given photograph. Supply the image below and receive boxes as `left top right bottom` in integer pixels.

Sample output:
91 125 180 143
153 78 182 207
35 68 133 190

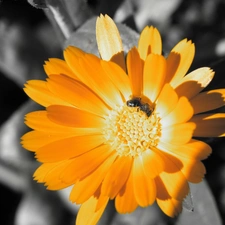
126 97 153 117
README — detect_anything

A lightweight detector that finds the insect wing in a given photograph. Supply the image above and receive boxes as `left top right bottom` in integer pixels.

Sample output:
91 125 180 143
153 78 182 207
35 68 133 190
182 191 194 212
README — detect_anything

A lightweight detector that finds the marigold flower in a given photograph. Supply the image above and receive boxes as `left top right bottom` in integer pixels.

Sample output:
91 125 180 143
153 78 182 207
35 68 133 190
22 14 225 225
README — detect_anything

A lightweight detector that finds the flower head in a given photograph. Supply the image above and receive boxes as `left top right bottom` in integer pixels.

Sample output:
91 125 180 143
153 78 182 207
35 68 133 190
22 14 225 225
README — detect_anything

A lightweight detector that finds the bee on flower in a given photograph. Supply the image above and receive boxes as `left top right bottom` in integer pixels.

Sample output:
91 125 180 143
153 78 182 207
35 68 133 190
21 14 225 225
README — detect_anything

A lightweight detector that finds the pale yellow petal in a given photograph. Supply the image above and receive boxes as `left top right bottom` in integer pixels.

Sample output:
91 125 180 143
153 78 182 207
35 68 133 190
166 39 195 87
175 67 215 99
96 14 125 70
138 26 162 60
190 89 225 114
190 113 225 137
76 195 109 225
143 54 167 103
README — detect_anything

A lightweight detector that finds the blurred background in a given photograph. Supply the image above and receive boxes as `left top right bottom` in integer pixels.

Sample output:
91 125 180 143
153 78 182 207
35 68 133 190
1 0 225 224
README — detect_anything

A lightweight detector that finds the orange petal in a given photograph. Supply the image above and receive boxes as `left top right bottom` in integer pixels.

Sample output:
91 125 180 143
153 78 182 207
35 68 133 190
190 89 225 114
141 149 164 178
154 84 178 118
160 122 196 145
132 156 156 207
44 58 77 79
166 39 195 87
158 139 212 161
33 161 73 190
101 60 131 100
24 80 69 107
24 110 101 134
22 111 101 151
33 162 59 182
35 134 105 162
59 145 112 183
96 14 125 70
115 170 138 214
24 110 67 131
69 152 117 204
138 26 162 60
101 156 133 199
157 143 207 183
155 153 190 201
21 130 73 152
126 47 144 97
47 105 105 128
156 197 182 217
179 159 206 183
143 54 167 103
64 46 123 107
175 67 215 99
76 195 109 225
190 113 225 137
158 144 207 183
47 75 109 116
161 148 206 183
160 96 193 127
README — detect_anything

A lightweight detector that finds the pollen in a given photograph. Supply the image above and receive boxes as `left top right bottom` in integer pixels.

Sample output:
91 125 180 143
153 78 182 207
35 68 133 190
103 105 162 157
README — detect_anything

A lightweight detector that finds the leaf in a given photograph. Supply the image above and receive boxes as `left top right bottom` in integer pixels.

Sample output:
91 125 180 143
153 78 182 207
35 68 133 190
175 179 222 225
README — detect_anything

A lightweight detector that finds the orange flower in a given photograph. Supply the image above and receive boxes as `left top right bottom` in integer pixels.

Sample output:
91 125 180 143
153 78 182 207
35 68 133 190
22 14 225 225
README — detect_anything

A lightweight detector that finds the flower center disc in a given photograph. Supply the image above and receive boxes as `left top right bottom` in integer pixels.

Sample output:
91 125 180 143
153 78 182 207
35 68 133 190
103 105 161 157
